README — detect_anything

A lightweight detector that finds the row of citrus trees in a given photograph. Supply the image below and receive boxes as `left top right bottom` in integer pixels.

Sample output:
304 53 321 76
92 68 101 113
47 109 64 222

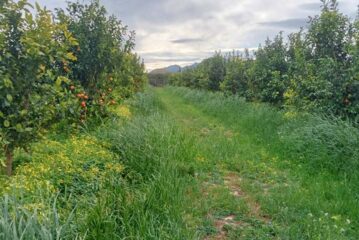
0 0 146 176
170 0 359 122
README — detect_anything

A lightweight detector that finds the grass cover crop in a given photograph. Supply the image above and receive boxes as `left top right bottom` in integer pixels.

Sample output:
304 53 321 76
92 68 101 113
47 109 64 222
1 87 358 239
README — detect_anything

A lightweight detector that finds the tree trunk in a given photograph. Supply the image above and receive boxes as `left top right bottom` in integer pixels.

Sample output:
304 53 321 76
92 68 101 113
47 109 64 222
4 146 13 176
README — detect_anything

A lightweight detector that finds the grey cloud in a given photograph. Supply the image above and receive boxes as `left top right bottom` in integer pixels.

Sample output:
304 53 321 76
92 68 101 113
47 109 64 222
139 51 175 58
172 38 204 44
145 57 201 63
259 18 309 29
140 50 211 59
226 12 254 25
298 3 322 11
299 1 357 15
103 0 224 28
29 0 358 70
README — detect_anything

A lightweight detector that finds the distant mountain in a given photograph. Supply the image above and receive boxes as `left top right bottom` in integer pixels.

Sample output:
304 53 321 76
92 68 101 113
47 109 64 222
182 63 198 71
150 65 181 74
166 65 182 73
150 63 200 75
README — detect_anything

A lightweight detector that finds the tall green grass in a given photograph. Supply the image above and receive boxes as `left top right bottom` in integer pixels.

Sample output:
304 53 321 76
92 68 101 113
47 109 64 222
165 86 359 239
168 86 359 176
0 90 201 239
91 95 200 239
1 87 358 239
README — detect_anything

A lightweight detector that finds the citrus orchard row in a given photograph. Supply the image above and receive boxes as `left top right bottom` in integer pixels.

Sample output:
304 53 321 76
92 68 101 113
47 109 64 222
0 0 146 175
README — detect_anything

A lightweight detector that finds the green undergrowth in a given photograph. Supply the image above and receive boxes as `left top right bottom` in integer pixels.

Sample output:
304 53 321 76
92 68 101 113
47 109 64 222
1 87 358 239
160 86 359 239
0 90 203 239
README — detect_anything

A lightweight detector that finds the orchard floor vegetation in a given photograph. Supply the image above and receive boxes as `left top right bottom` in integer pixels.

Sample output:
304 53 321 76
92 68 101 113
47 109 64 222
1 86 358 239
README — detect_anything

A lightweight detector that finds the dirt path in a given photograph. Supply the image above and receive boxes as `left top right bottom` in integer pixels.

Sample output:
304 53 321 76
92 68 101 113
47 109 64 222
155 88 274 239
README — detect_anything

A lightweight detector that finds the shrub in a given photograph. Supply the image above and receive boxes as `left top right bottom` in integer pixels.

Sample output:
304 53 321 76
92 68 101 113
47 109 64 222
0 0 146 175
0 1 79 175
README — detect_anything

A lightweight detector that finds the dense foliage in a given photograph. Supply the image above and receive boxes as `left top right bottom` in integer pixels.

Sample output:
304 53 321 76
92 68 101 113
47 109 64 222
170 0 359 122
0 0 146 175
0 91 198 239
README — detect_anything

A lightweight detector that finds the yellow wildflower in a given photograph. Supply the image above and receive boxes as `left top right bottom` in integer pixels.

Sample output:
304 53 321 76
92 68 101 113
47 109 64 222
196 156 206 162
116 105 131 119
284 111 297 119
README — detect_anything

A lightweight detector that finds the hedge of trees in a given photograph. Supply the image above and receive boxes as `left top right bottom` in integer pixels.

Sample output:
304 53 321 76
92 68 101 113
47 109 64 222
0 0 146 175
170 0 359 122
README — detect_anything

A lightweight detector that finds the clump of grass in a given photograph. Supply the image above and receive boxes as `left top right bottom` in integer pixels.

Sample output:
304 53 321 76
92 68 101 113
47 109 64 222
0 195 77 240
279 115 359 175
90 93 200 239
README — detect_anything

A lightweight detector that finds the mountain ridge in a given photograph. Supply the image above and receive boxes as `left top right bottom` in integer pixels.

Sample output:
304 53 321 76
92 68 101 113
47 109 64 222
150 63 198 74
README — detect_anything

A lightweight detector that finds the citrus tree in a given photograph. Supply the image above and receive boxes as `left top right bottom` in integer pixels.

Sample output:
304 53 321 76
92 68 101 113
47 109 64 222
0 0 78 175
56 0 146 115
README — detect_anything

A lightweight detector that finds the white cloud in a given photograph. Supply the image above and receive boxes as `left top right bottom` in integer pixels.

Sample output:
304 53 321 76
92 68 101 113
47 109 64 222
28 0 357 70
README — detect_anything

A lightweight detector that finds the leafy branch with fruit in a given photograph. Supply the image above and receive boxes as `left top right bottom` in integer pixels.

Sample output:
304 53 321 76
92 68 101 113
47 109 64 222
0 0 146 176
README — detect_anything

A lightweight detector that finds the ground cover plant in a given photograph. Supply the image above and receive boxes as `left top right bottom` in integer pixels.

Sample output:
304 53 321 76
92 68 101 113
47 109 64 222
154 87 359 239
1 86 358 239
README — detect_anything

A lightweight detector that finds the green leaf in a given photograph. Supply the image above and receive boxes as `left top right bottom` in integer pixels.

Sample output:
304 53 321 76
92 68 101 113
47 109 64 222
4 78 13 88
35 2 41 12
56 76 70 86
16 124 24 132
6 94 13 102
20 110 28 116
3 120 10 128
25 128 33 132
55 78 62 86
66 52 77 61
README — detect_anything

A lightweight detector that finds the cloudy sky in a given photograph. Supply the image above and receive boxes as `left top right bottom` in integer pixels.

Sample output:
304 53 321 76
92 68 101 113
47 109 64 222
30 0 357 70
